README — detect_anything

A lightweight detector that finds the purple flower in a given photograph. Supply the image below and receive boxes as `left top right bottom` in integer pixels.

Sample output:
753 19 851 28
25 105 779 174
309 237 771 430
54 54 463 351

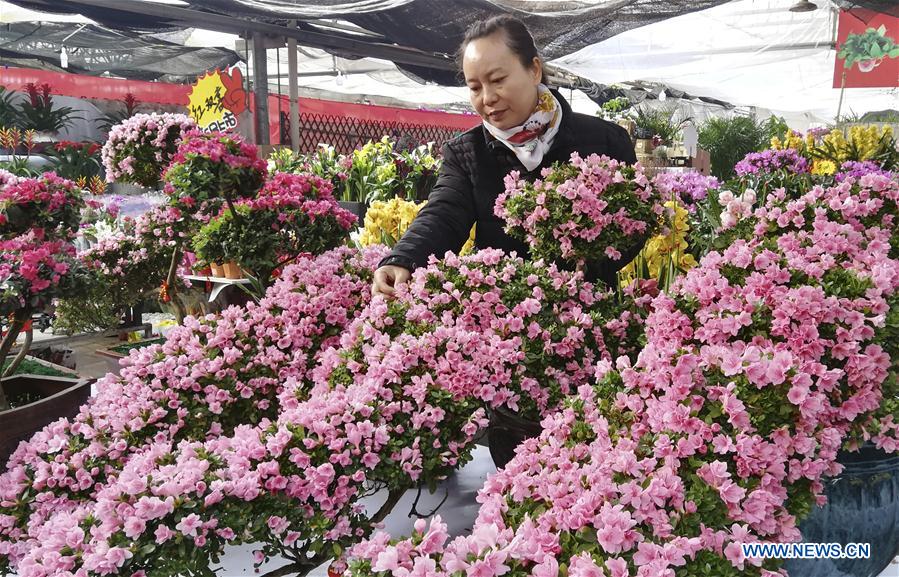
835 160 893 183
734 149 809 177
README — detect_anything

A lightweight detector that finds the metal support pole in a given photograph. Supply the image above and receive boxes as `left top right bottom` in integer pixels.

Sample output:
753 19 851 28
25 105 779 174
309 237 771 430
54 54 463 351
252 31 270 145
288 21 300 153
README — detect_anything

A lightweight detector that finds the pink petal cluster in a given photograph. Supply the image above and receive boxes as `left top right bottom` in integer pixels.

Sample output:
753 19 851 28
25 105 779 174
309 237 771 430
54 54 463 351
652 171 719 207
161 130 267 216
0 246 387 576
101 113 197 187
0 172 84 239
252 172 358 231
381 249 646 419
347 166 899 577
495 152 663 267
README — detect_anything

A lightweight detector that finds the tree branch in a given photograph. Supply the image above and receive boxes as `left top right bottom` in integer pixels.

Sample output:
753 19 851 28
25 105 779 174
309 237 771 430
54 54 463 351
409 485 449 519
0 308 32 411
371 487 407 525
2 324 32 379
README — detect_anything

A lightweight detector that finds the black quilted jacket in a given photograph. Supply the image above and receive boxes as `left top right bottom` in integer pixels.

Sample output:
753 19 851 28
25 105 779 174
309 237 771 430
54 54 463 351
379 90 639 286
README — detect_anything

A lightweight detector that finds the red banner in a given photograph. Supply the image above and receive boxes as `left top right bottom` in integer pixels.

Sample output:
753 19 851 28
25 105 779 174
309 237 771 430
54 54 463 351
833 8 899 89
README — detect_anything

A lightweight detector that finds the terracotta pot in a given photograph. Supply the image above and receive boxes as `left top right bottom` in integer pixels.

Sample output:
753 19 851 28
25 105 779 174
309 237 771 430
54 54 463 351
1 374 93 467
210 262 224 278
222 260 242 279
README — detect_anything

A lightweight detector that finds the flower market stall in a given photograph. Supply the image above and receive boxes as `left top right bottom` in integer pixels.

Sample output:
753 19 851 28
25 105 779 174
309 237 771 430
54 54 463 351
1 109 898 576
1 1 899 576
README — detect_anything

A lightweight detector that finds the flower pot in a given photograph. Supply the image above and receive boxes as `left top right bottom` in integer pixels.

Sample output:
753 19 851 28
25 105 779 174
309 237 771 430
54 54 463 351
30 130 59 144
210 262 224 278
0 374 93 468
488 406 543 470
338 201 368 225
194 266 212 277
785 444 899 577
857 59 880 73
222 260 242 280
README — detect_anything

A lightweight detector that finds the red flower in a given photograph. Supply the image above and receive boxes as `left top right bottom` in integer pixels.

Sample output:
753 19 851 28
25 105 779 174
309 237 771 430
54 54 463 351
40 83 52 107
24 82 39 107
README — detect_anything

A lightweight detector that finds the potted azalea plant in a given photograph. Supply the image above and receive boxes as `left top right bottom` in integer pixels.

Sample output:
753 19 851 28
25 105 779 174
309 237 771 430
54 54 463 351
158 130 267 318
496 151 663 274
0 244 486 577
0 172 93 464
347 158 899 577
192 171 357 289
101 112 197 191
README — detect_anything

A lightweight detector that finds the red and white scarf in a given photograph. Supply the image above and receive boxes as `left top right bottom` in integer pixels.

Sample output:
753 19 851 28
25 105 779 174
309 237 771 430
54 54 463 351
482 84 562 171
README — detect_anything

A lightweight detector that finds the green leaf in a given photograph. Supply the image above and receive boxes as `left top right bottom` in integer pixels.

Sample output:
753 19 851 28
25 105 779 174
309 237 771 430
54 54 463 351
877 24 887 36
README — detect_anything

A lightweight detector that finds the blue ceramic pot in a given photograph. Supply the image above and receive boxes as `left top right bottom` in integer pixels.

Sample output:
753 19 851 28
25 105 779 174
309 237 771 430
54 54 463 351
785 444 899 577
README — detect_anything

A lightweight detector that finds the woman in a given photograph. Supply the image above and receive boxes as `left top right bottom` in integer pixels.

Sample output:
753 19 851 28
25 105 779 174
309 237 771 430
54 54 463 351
372 15 638 297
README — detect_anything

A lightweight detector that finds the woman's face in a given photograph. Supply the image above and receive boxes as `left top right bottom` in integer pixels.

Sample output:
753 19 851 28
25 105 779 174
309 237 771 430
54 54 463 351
463 32 542 130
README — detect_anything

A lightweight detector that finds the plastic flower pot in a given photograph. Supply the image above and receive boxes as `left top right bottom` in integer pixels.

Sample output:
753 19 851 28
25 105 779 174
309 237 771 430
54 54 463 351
222 260 243 279
785 444 899 577
338 200 367 224
488 406 543 469
0 364 93 468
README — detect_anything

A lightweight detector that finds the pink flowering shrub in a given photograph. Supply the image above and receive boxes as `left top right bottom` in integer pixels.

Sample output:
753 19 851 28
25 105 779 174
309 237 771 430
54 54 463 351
132 204 195 252
80 226 173 306
101 113 197 188
0 172 84 239
162 130 266 217
0 169 19 190
347 169 899 577
1 240 500 577
383 249 646 420
495 153 662 267
0 173 88 401
193 172 358 285
0 246 388 575
0 232 81 316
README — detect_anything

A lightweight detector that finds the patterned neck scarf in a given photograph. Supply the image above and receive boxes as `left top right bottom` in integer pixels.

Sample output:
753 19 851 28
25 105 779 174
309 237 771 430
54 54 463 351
482 84 562 171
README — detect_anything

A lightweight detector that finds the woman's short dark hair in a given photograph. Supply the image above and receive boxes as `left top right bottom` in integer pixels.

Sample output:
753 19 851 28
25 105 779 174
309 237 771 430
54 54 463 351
459 15 548 84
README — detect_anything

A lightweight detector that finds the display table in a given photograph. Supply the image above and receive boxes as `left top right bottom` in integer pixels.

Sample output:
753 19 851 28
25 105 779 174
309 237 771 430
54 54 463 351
212 445 497 576
183 274 253 303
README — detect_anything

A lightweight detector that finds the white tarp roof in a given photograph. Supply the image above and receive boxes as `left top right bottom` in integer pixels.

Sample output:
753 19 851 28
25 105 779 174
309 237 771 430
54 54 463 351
552 0 898 124
2 0 895 124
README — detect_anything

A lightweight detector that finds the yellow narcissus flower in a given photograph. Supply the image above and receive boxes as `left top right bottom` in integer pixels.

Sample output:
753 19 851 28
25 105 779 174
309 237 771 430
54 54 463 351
460 223 476 256
358 198 478 253
619 199 696 290
812 160 837 176
358 197 425 248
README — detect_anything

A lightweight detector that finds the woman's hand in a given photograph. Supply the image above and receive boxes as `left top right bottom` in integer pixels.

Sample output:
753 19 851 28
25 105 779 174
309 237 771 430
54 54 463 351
371 265 411 298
